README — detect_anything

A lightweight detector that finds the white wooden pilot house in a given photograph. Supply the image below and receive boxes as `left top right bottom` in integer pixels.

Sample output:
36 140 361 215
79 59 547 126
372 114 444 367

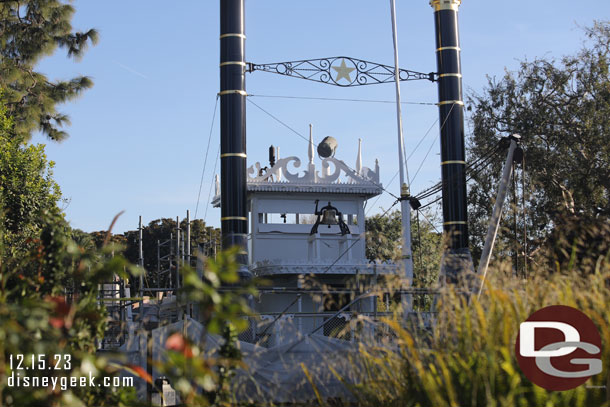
214 130 399 345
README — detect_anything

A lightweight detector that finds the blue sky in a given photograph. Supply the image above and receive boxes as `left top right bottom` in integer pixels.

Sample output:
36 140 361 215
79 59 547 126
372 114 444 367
32 0 609 234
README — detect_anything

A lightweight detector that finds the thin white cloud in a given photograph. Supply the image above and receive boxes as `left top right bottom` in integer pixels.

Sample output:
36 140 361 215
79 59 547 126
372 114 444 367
112 60 148 79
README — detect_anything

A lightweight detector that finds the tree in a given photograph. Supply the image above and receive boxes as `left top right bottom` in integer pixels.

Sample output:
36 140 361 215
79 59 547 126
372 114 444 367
0 212 141 406
0 92 63 261
0 0 98 141
365 209 441 287
365 210 401 262
466 21 610 271
0 111 138 404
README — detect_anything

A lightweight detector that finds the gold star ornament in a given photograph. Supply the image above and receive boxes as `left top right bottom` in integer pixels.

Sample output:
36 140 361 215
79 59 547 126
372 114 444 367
332 59 356 83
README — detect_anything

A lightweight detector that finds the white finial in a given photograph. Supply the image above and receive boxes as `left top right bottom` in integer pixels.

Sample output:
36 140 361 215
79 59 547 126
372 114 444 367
356 138 362 175
214 174 220 196
308 124 314 165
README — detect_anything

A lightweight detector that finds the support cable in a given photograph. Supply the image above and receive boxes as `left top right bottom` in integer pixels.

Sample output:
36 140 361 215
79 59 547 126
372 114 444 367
256 294 301 344
247 98 400 200
248 93 437 106
203 148 220 224
414 141 502 201
320 200 400 274
195 95 220 219
417 207 441 235
410 102 453 185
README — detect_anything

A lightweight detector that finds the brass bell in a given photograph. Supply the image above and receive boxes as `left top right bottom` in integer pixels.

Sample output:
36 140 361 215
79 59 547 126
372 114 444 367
320 207 338 226
310 200 350 235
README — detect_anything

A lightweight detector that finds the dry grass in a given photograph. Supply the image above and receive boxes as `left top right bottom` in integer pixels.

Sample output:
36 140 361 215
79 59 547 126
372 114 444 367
342 258 610 407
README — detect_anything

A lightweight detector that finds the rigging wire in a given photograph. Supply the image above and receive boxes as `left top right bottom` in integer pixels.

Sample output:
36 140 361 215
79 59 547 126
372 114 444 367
247 96 412 274
411 134 438 184
366 102 458 211
248 96 462 208
366 112 441 213
320 199 400 274
417 206 441 234
416 210 423 270
256 295 301 343
203 148 220 224
247 98 311 144
248 93 437 106
414 140 503 202
418 195 442 210
410 103 455 184
366 171 399 215
195 95 219 219
245 96 500 276
253 93 439 174
247 98 400 200
413 146 503 212
407 117 439 162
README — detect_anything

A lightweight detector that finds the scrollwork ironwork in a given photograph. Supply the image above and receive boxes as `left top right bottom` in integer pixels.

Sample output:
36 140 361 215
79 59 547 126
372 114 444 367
247 56 435 87
247 156 380 185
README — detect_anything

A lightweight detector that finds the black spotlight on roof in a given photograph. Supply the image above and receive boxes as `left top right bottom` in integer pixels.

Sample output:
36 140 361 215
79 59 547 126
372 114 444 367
310 200 350 235
269 145 276 167
317 136 338 159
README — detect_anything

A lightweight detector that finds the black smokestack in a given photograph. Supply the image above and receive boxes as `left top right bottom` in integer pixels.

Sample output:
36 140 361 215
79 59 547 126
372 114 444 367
431 0 473 279
220 0 249 273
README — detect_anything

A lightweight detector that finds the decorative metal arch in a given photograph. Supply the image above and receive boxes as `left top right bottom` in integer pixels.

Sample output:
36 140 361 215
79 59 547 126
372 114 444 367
247 56 436 87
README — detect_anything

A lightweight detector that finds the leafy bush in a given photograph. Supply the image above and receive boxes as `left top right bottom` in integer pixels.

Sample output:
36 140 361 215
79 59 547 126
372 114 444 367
0 210 142 406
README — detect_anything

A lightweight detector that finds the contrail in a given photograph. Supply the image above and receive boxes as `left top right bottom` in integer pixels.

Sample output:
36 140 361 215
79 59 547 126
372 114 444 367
112 60 148 79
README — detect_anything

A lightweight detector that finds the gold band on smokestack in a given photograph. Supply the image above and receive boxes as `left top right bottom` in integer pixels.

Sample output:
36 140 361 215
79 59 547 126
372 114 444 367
430 0 461 12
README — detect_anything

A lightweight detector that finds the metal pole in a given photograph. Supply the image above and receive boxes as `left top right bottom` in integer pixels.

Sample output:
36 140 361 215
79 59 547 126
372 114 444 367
176 216 183 320
512 162 519 274
477 136 519 296
138 216 144 322
186 210 191 267
522 156 528 278
220 0 251 279
430 0 473 281
175 216 181 289
389 0 414 284
169 233 173 291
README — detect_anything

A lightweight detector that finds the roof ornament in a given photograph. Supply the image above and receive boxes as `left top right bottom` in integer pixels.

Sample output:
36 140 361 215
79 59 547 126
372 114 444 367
308 124 314 165
246 127 380 187
356 138 362 176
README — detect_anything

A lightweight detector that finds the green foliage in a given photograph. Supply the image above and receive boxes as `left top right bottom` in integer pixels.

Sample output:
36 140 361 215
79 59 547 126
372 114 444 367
154 248 256 406
0 90 139 406
467 21 610 268
348 259 610 407
0 93 63 271
365 209 442 287
1 91 250 404
181 248 255 335
0 209 142 406
366 210 402 262
540 212 610 273
0 0 98 141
